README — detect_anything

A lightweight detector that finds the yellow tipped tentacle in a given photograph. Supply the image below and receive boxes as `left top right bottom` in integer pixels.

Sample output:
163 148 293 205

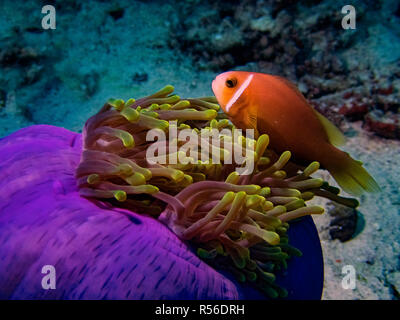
77 86 368 299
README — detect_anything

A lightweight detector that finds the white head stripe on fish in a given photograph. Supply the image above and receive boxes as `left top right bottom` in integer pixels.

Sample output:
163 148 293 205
225 74 254 112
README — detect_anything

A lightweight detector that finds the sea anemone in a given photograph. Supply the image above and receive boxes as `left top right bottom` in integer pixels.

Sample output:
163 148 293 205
0 124 322 299
76 85 358 298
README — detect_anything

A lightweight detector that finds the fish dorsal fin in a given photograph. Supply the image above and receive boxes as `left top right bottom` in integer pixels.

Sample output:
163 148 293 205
312 109 346 147
271 75 307 102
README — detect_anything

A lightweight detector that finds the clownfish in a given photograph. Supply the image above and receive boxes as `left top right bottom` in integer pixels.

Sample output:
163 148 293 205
212 71 380 196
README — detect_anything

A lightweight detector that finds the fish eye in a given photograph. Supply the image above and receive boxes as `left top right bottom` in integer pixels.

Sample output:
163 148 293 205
225 78 237 88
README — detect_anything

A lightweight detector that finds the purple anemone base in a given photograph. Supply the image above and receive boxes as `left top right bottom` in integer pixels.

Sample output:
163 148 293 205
0 125 323 299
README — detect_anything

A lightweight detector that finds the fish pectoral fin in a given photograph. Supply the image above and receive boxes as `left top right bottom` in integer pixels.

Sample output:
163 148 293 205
247 109 259 138
313 109 346 147
248 114 258 130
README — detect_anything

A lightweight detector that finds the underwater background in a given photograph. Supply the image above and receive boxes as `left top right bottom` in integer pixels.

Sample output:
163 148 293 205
0 0 399 299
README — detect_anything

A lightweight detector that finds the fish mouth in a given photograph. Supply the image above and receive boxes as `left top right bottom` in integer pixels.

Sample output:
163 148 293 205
211 79 216 93
211 79 220 102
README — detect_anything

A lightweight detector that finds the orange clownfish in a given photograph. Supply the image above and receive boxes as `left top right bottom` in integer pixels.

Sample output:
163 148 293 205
212 71 380 196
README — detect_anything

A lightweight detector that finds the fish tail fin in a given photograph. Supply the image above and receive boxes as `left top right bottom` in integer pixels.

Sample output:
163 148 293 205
327 150 380 196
